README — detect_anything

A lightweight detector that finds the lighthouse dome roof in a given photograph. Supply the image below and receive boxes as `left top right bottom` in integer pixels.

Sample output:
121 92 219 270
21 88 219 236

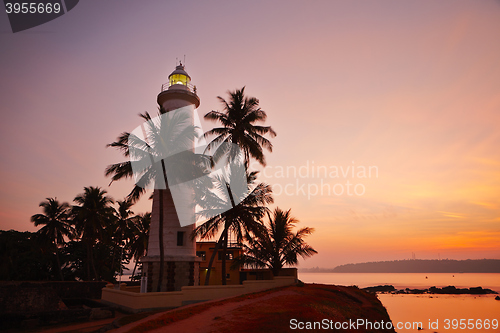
169 63 191 80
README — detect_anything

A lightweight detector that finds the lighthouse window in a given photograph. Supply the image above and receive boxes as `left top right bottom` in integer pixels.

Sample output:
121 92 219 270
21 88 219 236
177 231 185 246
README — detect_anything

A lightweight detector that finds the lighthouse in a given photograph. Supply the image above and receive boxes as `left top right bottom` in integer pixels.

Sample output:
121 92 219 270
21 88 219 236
141 63 201 292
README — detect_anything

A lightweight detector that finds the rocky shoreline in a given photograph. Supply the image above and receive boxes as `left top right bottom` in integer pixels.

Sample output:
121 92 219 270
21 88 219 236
363 284 499 295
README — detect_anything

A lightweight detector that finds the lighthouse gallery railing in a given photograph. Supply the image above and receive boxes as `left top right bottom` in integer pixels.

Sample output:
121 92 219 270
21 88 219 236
161 82 197 94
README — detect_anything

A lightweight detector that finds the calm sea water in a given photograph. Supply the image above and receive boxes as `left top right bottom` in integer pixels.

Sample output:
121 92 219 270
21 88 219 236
299 273 500 333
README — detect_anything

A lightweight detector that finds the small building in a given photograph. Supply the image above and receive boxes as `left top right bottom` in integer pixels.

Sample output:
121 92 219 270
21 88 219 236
195 242 298 285
196 241 243 285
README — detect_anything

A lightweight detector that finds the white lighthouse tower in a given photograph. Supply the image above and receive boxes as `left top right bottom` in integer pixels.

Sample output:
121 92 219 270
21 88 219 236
141 63 201 292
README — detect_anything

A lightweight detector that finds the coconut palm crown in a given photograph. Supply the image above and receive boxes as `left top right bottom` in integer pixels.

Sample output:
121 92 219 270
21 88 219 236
233 207 317 276
194 162 273 285
204 87 276 168
72 186 115 280
30 197 74 280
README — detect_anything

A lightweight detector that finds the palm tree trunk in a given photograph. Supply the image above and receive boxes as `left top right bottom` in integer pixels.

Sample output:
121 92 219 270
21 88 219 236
157 159 168 292
86 242 92 281
221 182 236 286
113 237 124 281
221 226 228 285
272 247 281 277
90 244 98 281
204 235 223 285
272 261 281 277
131 258 139 280
110 245 117 279
55 247 64 281
157 189 165 292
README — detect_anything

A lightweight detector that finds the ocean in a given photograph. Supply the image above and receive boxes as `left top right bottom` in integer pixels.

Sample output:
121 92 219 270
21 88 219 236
299 273 500 332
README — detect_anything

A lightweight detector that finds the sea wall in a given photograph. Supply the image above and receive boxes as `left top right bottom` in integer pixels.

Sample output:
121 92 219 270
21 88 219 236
101 276 296 313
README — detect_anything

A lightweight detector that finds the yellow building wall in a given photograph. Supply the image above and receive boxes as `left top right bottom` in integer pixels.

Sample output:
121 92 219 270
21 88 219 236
196 242 243 286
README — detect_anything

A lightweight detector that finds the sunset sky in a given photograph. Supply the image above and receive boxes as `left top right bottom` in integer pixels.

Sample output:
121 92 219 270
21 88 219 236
1 1 499 268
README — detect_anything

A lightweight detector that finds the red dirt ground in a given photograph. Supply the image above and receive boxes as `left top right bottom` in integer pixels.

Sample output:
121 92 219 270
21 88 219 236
113 284 395 333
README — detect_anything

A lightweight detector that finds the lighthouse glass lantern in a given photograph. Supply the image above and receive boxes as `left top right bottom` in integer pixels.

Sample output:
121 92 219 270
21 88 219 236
168 63 191 87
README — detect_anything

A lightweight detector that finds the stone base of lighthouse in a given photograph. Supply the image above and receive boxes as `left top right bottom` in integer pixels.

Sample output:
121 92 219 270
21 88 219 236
141 256 200 292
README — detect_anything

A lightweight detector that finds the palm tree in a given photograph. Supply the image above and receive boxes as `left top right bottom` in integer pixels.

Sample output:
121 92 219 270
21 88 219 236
111 200 136 278
72 186 115 281
233 208 317 276
194 164 273 285
128 212 151 280
198 87 276 285
203 87 276 168
106 110 205 291
30 198 74 281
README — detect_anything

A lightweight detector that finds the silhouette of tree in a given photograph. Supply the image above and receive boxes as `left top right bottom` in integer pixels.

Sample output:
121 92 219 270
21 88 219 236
61 239 121 282
30 198 74 280
72 186 114 281
233 208 317 276
110 200 136 278
194 165 273 285
204 87 276 168
128 212 151 280
0 230 53 281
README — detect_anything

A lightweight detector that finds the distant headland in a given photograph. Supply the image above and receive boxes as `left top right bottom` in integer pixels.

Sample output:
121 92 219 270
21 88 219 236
302 259 500 273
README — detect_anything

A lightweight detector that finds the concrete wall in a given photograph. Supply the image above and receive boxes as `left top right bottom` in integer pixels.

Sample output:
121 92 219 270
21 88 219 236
101 276 296 313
